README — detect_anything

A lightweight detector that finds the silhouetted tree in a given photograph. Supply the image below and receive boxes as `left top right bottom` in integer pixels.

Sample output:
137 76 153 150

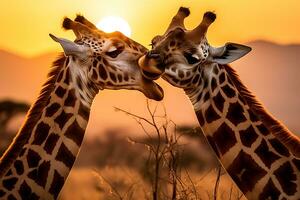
0 99 29 155
0 99 29 131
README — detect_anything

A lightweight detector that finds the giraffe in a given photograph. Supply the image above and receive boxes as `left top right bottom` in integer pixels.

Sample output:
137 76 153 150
138 7 300 200
0 15 163 200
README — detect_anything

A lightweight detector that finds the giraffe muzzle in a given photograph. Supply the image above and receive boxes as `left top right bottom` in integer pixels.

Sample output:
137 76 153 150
138 52 165 80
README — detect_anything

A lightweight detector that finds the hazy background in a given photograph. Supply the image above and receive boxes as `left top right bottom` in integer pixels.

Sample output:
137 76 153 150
0 1 299 199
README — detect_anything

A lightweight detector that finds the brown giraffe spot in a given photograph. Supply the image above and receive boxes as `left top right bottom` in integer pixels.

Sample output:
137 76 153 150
203 92 210 102
64 68 70 84
268 138 290 157
19 181 39 200
49 170 65 198
19 148 26 157
219 72 226 84
44 133 60 154
178 70 184 79
247 109 259 122
65 89 76 107
2 177 18 190
45 103 60 117
170 40 176 47
55 142 76 169
93 60 98 68
222 85 236 98
124 73 129 82
27 168 38 181
213 66 219 75
226 102 247 126
240 125 259 148
258 178 280 200
192 74 200 85
36 161 51 187
227 150 267 194
196 92 202 102
27 149 41 168
78 103 90 121
55 86 66 98
0 190 5 197
292 158 300 171
65 120 85 146
206 136 220 158
255 139 281 168
92 69 98 80
274 162 297 195
54 110 73 130
203 78 209 88
170 66 176 72
196 111 205 126
98 64 108 80
32 122 50 145
14 160 24 175
117 74 123 82
213 92 225 112
211 77 217 92
27 161 50 188
205 105 220 124
186 71 191 77
7 194 17 200
256 124 269 136
109 72 117 82
212 123 237 155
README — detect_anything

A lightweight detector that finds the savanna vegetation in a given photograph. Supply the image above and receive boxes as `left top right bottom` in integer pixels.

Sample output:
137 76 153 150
0 100 245 200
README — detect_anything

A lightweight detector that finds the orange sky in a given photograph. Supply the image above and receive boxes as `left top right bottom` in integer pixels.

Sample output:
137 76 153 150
0 0 299 57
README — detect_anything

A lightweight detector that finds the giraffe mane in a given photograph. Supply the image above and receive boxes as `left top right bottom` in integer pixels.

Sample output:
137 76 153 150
223 64 300 157
0 54 67 177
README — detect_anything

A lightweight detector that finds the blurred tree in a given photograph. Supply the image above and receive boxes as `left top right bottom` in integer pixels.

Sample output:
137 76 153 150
0 99 29 131
0 99 29 155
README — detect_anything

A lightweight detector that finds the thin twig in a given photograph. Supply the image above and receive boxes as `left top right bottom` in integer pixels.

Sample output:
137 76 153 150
114 106 154 126
213 165 222 200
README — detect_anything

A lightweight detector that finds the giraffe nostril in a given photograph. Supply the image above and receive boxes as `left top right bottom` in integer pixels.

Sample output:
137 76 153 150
146 50 163 61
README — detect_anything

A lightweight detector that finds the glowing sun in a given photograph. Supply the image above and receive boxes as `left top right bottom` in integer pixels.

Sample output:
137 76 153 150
97 16 132 37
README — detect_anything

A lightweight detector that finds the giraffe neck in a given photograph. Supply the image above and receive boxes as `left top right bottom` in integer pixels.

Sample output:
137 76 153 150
184 63 300 200
0 56 97 199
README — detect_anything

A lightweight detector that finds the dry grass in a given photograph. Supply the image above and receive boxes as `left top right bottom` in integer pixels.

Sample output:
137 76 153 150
1 100 246 200
60 166 246 200
60 101 246 200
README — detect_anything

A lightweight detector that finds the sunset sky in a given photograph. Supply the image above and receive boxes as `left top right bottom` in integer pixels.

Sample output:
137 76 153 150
0 0 299 57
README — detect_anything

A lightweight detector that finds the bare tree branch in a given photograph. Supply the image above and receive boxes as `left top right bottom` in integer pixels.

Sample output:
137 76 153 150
114 106 154 126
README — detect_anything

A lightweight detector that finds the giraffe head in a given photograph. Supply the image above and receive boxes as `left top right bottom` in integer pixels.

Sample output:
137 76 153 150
50 15 164 100
139 7 251 88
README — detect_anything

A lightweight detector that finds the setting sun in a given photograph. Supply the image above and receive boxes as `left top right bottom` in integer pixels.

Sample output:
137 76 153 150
96 16 132 37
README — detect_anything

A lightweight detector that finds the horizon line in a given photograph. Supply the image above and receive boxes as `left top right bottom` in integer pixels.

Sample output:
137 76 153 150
1 39 300 59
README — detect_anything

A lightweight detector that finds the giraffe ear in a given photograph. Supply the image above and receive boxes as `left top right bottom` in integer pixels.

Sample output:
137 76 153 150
49 34 90 58
209 43 251 64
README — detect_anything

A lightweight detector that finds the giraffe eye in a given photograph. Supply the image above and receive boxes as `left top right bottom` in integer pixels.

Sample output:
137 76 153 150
106 46 124 58
184 52 200 65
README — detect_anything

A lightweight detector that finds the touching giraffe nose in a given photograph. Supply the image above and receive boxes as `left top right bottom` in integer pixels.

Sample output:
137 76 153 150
139 50 165 80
